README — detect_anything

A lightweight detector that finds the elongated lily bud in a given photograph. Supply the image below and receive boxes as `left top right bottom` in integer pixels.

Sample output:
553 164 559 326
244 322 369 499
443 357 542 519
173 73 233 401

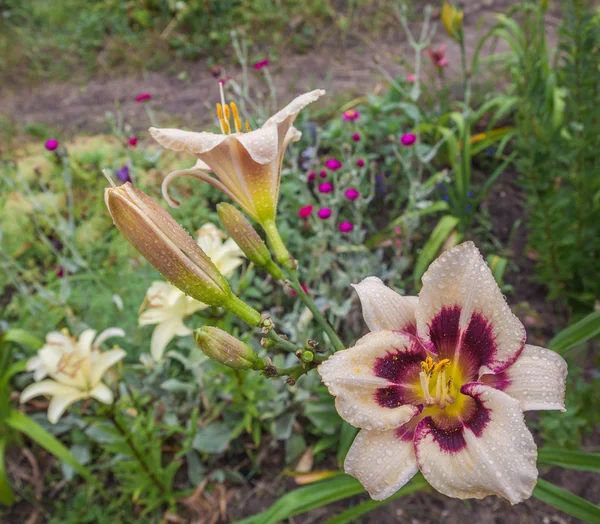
441 2 463 41
195 327 265 370
217 203 285 280
105 183 262 326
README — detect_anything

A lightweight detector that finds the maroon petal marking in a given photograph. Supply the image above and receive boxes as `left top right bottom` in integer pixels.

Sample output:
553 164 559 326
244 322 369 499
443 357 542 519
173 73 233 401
395 412 423 442
428 305 461 360
479 372 511 391
376 385 422 408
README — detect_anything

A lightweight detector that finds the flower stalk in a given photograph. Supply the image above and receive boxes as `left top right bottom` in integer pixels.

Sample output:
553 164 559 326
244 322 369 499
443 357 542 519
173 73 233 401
261 219 292 268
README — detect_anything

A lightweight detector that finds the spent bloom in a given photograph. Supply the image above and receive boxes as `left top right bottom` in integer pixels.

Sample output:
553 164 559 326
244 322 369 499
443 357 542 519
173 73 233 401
298 205 313 218
339 221 354 233
345 188 360 201
135 92 152 102
343 109 360 121
319 182 334 194
324 158 343 171
149 88 325 229
139 223 244 361
427 44 449 68
318 242 567 503
128 136 138 147
21 328 126 424
254 58 269 70
318 208 332 220
400 133 417 146
45 139 59 151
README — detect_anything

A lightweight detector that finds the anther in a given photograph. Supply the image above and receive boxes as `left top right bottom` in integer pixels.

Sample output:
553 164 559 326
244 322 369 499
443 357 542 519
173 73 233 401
245 120 252 132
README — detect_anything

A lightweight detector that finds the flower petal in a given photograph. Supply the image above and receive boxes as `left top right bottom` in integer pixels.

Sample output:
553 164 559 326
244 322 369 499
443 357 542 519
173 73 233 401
264 89 326 129
416 242 525 378
77 329 97 356
20 380 77 403
318 331 425 430
352 276 418 333
151 320 180 362
47 389 88 424
414 383 538 504
481 345 567 412
236 123 279 164
344 428 418 500
148 128 227 155
89 382 114 404
93 328 125 349
89 348 126 385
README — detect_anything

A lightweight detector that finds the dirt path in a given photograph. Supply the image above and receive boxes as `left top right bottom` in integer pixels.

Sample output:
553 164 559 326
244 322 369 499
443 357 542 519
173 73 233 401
0 1 557 136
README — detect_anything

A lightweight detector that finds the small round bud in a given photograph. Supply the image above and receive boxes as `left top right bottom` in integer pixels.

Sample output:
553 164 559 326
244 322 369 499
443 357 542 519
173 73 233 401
301 351 314 363
194 327 264 371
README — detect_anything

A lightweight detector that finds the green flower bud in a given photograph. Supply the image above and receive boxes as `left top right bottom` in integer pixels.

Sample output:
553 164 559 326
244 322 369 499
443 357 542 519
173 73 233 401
105 182 262 326
217 203 285 280
301 350 314 363
194 327 265 370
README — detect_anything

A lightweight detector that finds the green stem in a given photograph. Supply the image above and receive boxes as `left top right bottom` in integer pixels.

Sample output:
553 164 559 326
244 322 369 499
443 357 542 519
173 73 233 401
289 273 345 352
265 329 301 353
223 294 262 326
262 219 291 267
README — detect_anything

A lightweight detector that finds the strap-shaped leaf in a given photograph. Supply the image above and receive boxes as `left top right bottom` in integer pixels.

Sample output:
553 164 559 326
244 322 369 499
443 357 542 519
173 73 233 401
549 311 600 353
0 440 15 506
534 478 600 523
538 448 600 473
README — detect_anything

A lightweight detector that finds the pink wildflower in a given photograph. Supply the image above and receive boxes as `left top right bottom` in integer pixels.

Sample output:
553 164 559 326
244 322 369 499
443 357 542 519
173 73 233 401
318 208 332 220
407 74 416 83
45 139 59 151
307 171 316 182
356 158 365 167
427 44 448 68
345 188 360 200
325 158 342 171
343 109 360 121
128 136 138 147
135 93 152 103
319 170 328 178
298 205 313 218
319 182 334 194
339 222 354 233
352 133 361 142
400 133 417 146
254 58 269 70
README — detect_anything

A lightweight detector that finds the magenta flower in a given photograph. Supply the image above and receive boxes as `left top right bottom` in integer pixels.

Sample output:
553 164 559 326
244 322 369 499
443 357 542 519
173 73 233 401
298 205 313 218
343 109 360 121
427 45 449 68
128 136 138 147
307 171 316 182
339 222 354 233
319 170 328 178
319 182 334 194
407 74 416 83
290 283 310 296
45 139 59 151
325 158 343 171
345 188 360 201
135 92 152 103
219 76 231 85
254 58 269 70
400 133 417 146
356 158 365 168
352 133 361 142
318 208 332 220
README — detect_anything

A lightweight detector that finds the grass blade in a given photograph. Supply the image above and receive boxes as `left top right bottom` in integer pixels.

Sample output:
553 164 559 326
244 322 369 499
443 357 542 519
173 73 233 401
548 311 600 353
538 448 600 473
533 478 600 523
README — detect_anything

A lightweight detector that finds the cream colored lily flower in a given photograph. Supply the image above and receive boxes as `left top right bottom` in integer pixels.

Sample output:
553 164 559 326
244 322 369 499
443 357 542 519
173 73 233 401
139 223 244 361
21 328 126 424
318 242 567 503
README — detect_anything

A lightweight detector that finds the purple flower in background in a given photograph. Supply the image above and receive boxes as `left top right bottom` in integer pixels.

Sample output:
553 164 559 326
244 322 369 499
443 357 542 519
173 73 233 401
352 133 361 142
325 158 343 171
356 158 365 167
135 92 152 103
319 182 334 194
400 133 417 146
254 58 269 70
339 221 354 233
307 171 316 182
345 188 360 200
319 170 328 178
45 139 59 151
318 208 332 220
343 109 360 121
115 165 132 183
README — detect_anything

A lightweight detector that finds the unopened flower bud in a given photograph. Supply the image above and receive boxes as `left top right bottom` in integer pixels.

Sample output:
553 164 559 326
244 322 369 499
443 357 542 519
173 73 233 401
301 351 314 363
194 327 265 370
217 203 285 280
105 182 262 326
441 2 463 41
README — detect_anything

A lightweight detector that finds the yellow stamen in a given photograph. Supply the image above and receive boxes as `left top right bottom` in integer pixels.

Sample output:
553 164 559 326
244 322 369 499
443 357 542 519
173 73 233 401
245 120 252 132
433 358 451 374
216 103 226 134
230 101 242 133
224 104 231 121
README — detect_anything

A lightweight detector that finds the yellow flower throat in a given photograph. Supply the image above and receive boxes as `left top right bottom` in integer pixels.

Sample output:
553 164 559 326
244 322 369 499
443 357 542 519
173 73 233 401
419 356 455 409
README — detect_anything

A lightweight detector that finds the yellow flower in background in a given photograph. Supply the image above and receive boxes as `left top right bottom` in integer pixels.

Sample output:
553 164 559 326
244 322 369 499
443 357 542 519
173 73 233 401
21 328 126 424
139 223 244 361
442 2 464 41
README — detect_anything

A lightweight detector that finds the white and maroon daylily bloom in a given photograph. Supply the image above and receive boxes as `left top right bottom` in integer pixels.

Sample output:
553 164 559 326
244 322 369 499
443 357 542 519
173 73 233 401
148 89 326 228
318 242 567 504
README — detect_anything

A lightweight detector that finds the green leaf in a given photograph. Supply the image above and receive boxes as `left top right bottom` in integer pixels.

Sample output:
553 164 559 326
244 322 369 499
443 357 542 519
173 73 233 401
0 439 15 506
336 423 358 467
2 330 44 350
538 448 600 472
486 255 508 286
548 311 600 353
533 478 600 523
413 215 460 285
5 410 102 492
192 422 234 454
323 475 428 524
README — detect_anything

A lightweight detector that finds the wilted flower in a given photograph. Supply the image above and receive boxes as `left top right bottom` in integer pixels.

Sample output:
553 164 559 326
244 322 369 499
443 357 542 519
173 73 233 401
135 92 152 103
318 242 567 503
115 165 131 183
339 222 354 233
128 136 138 147
307 170 316 182
319 182 334 194
254 58 269 70
352 133 361 142
138 223 245 361
105 183 261 327
356 158 365 167
149 88 325 263
21 328 126 423
45 139 59 151
427 44 449 68
400 133 417 146
324 158 343 171
441 2 464 41
298 205 313 218
195 327 265 370
345 188 360 200
318 208 332 220
343 109 360 121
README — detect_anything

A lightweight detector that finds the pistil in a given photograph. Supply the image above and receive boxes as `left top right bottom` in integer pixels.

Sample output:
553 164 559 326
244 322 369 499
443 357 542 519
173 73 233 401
419 357 455 409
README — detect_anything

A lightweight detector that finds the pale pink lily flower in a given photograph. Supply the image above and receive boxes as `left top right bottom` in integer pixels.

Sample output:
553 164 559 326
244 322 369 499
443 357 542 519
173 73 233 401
318 242 567 503
148 89 326 229
21 328 126 424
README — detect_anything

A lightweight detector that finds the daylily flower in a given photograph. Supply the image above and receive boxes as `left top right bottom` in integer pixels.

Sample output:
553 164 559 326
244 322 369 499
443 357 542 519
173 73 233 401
21 328 126 424
139 223 244 361
318 242 567 503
